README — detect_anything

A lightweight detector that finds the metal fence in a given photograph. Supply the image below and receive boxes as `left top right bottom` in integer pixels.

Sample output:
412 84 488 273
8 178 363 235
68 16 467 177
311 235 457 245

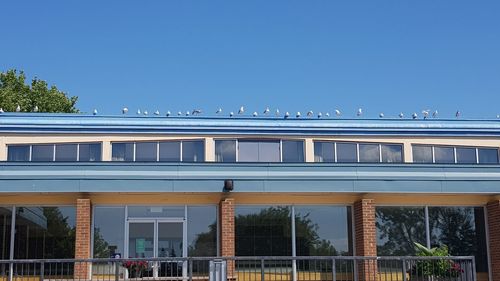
0 256 476 281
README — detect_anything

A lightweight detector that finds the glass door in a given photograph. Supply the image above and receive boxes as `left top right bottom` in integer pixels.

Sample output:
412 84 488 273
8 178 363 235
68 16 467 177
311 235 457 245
127 219 186 278
157 222 186 278
128 222 155 259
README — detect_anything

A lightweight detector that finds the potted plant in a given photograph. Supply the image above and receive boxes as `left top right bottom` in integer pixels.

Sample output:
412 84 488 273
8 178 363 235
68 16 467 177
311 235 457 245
409 242 464 281
123 260 148 278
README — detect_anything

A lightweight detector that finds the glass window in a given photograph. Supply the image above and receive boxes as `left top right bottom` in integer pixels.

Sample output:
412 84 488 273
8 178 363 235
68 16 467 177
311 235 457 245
359 143 380 163
238 141 259 162
93 207 125 258
215 140 236 162
187 206 217 256
336 143 357 163
7 145 30 161
79 143 101 162
478 148 499 164
238 141 280 162
159 141 181 162
381 144 403 163
31 144 54 162
314 142 335 163
428 207 488 273
456 147 477 164
235 206 292 256
135 142 157 162
55 144 78 162
182 141 204 162
295 206 352 256
14 206 76 259
112 143 134 161
376 207 427 256
282 140 304 163
412 145 433 163
434 146 455 164
127 206 185 218
0 207 12 260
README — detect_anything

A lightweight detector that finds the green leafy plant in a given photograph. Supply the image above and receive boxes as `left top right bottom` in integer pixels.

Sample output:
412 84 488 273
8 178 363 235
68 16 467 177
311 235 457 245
410 242 463 279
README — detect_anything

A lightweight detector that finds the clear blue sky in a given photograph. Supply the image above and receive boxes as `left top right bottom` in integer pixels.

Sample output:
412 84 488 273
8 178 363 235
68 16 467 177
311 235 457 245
1 1 499 118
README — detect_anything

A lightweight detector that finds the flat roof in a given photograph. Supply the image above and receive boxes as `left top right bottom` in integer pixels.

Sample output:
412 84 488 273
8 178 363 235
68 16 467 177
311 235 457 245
2 113 500 136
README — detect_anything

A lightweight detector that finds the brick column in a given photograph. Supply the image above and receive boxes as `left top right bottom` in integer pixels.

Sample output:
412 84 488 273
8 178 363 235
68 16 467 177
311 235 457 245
75 199 92 280
354 199 377 281
220 198 235 277
487 200 500 281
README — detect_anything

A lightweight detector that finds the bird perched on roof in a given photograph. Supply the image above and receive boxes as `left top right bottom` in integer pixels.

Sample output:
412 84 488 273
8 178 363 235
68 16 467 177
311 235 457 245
307 111 313 117
455 111 461 118
33 106 39 112
216 108 222 114
263 107 270 115
93 109 98 115
275 109 280 116
379 113 384 118
122 107 128 114
16 105 21 112
154 110 160 115
335 109 341 117
398 112 404 118
412 113 418 119
357 108 363 117
432 110 438 118
238 106 244 115
192 109 202 115
422 110 430 119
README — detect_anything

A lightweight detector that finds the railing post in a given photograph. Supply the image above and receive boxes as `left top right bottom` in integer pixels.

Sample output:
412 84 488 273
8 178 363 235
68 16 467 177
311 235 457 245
260 259 265 281
114 261 119 281
189 259 193 281
402 258 407 281
40 262 44 281
331 258 336 281
471 256 476 281
8 262 13 281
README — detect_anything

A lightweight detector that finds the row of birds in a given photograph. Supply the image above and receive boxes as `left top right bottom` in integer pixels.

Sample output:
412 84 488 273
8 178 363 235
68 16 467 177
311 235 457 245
0 105 485 119
116 107 461 119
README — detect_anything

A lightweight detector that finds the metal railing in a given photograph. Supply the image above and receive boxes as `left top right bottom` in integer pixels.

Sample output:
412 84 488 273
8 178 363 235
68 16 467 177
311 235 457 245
0 256 476 281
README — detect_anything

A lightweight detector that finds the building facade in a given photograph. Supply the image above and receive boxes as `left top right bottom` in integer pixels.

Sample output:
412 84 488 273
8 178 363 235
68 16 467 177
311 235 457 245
0 113 499 280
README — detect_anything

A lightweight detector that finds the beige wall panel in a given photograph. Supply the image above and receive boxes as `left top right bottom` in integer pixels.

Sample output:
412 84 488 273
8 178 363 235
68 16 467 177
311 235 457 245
0 192 494 206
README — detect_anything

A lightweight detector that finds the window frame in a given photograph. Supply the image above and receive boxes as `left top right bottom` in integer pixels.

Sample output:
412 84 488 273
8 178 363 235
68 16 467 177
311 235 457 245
313 141 404 163
412 144 500 164
111 139 205 162
214 139 305 163
7 143 102 162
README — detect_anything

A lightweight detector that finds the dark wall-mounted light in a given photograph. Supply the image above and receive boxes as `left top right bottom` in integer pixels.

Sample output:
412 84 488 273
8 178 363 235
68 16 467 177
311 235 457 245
223 179 234 192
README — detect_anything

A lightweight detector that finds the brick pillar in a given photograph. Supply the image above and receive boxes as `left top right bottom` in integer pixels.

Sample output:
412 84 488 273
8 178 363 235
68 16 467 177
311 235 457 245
220 198 235 277
75 199 92 280
354 199 377 281
487 200 500 281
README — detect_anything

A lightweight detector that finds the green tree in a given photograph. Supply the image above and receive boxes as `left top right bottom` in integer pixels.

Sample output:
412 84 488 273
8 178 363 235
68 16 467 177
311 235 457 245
0 69 78 113
376 207 427 256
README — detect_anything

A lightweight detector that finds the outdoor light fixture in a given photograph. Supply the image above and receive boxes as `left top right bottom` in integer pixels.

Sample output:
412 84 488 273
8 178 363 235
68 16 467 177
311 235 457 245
223 179 234 192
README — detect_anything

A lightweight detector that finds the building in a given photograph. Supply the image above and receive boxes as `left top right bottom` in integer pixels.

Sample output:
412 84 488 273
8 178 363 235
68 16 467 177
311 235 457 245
0 112 499 281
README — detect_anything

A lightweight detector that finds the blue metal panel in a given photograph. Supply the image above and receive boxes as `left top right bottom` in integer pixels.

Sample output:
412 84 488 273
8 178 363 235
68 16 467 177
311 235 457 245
3 113 500 136
0 163 500 194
